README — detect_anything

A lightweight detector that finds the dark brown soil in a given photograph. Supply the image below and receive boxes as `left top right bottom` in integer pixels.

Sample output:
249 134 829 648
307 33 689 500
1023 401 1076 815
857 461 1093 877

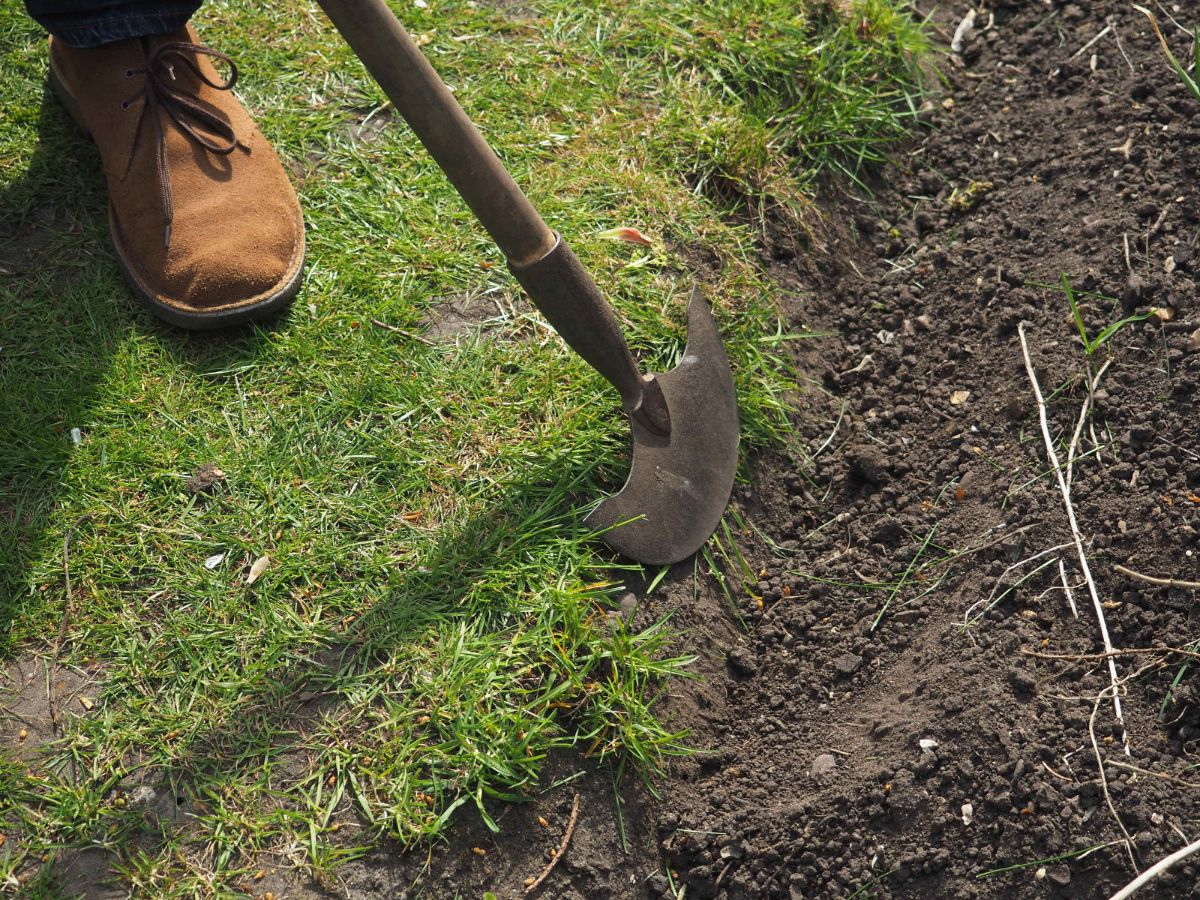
280 2 1200 898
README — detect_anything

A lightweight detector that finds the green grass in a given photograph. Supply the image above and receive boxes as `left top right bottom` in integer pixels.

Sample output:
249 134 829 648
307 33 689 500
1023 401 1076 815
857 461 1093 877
1135 5 1200 102
1 0 925 893
1028 275 1156 357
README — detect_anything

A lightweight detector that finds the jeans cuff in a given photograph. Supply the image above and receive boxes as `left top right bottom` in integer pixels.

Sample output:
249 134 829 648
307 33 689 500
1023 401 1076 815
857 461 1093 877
34 5 201 48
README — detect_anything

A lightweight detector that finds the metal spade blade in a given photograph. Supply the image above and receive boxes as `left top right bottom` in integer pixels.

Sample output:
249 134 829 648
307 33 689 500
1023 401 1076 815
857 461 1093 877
585 291 739 565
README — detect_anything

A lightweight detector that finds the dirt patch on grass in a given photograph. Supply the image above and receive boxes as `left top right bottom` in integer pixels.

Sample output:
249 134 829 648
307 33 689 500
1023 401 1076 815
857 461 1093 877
418 288 511 343
0 654 100 759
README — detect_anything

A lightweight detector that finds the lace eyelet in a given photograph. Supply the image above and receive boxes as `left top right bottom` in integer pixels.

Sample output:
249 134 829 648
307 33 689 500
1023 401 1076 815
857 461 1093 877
120 100 131 110
124 68 135 78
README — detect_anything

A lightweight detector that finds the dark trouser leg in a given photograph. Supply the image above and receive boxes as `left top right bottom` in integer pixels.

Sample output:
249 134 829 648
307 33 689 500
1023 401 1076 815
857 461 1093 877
24 0 203 48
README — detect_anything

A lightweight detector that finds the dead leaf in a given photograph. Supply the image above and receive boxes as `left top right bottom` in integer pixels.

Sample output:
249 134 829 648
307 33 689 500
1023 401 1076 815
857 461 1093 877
596 226 656 247
246 555 271 585
949 390 970 406
187 463 226 494
79 696 94 711
1188 327 1200 352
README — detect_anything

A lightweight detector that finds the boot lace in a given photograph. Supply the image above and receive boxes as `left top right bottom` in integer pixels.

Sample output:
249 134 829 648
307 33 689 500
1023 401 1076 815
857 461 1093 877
122 40 243 247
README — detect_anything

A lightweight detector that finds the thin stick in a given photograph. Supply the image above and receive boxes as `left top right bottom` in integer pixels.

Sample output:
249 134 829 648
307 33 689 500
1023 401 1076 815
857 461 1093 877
1113 564 1200 591
49 515 91 735
1019 323 1128 754
525 793 580 895
1022 646 1200 662
1110 18 1136 76
1067 357 1112 486
1060 558 1079 618
1072 24 1112 58
1104 760 1200 789
962 547 1067 625
1107 835 1200 900
1088 687 1138 872
55 515 91 660
370 318 435 345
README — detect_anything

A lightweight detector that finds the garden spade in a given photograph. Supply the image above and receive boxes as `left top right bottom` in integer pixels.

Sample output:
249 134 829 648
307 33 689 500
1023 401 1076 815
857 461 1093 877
316 0 739 564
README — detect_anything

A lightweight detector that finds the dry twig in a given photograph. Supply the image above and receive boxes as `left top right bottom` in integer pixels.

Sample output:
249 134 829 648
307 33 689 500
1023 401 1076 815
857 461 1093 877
1107 835 1200 900
1088 687 1138 872
1104 760 1200 789
1113 564 1200 591
525 793 580 895
1060 558 1079 618
49 515 91 734
1018 323 1127 753
1109 17 1136 75
1067 358 1112 486
1021 646 1200 662
1072 24 1112 58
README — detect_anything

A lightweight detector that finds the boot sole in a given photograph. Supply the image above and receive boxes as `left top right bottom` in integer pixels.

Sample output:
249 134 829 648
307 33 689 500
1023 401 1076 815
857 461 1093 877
47 61 306 332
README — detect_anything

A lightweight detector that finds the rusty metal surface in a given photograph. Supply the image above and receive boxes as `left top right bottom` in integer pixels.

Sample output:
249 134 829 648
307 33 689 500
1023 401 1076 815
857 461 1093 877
585 292 739 565
509 235 670 436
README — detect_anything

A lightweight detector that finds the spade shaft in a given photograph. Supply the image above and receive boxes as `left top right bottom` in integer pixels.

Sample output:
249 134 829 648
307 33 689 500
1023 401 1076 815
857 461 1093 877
316 0 667 434
317 0 739 564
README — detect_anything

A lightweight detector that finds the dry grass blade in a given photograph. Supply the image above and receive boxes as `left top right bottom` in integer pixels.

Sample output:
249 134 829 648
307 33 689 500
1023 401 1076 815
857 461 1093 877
1018 323 1128 754
1107 835 1200 900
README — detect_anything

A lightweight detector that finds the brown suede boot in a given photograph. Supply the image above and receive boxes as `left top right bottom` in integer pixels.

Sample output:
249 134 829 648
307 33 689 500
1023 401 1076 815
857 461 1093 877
49 26 305 329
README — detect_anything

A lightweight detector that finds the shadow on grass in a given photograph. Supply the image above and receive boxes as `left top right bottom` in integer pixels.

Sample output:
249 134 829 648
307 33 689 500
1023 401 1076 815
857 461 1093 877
66 453 630 887
0 85 126 653
0 84 285 653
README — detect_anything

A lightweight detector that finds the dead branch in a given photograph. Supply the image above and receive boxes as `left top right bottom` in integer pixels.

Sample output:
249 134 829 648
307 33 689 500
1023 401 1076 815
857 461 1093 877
1060 558 1079 618
1088 687 1139 873
1113 564 1200 591
1107 834 1200 900
1104 760 1200 789
525 793 580 895
1021 646 1200 662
